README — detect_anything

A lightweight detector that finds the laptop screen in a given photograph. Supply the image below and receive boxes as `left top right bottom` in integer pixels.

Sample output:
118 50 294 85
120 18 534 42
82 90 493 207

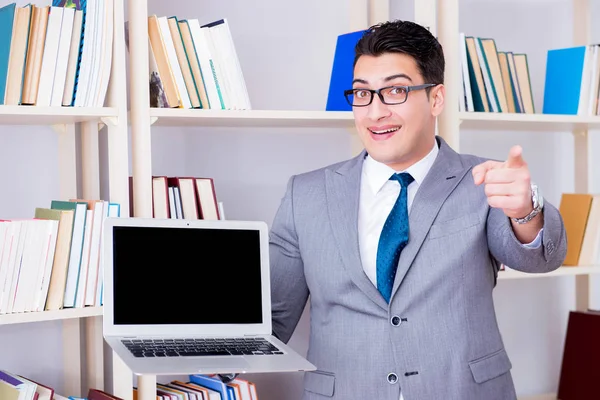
111 225 263 326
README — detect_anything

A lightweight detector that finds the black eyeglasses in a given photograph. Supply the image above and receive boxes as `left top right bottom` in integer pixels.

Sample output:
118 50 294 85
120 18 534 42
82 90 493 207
344 84 437 107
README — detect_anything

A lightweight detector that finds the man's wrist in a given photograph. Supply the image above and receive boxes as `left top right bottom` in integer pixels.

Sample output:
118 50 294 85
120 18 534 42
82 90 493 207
511 183 543 224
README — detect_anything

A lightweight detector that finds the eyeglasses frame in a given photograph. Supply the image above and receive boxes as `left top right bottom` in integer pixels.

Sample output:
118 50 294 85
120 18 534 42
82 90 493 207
343 83 438 107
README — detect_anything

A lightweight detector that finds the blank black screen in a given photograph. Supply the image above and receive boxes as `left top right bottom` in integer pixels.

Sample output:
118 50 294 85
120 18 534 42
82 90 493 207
112 226 263 325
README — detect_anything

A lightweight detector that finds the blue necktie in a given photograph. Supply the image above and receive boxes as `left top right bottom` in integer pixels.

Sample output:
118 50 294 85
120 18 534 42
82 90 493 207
376 172 414 303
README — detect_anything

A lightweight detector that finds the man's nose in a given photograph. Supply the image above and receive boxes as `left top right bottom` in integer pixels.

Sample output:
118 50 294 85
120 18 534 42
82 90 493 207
367 94 392 120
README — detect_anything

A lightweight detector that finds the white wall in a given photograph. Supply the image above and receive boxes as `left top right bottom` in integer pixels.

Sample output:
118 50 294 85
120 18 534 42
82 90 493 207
1 0 599 399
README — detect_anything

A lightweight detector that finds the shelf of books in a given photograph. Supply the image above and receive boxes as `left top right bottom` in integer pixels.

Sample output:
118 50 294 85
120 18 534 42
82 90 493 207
458 32 600 132
139 13 356 130
0 200 120 325
0 0 116 112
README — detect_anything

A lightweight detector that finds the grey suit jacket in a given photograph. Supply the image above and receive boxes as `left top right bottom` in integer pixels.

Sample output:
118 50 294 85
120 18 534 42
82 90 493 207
269 136 567 400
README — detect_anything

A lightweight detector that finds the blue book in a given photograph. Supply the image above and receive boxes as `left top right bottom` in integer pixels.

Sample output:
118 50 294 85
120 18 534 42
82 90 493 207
189 374 230 400
543 45 587 114
326 30 366 111
0 3 16 104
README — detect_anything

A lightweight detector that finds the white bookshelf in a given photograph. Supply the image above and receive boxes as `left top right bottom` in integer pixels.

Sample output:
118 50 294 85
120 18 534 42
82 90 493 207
0 106 119 125
0 0 130 397
149 109 355 128
499 266 600 280
0 307 103 326
460 111 600 132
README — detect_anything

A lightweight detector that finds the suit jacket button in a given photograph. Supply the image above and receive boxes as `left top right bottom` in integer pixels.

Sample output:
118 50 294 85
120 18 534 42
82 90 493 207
387 373 398 384
391 316 401 326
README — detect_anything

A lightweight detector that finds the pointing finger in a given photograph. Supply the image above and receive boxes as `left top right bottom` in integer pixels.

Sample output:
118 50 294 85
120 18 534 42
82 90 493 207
505 145 526 168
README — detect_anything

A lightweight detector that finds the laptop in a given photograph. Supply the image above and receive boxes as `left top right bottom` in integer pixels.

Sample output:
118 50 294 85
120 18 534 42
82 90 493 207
102 216 316 375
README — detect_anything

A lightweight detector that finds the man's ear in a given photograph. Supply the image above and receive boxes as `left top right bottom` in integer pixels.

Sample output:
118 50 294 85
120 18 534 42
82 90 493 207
430 84 445 117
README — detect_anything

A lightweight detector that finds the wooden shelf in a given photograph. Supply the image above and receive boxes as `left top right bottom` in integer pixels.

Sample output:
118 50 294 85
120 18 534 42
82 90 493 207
498 266 600 280
149 108 356 128
0 106 118 125
459 111 600 132
0 307 103 325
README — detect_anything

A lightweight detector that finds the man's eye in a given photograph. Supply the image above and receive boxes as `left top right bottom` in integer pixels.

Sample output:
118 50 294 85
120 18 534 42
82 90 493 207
354 90 370 98
389 87 407 96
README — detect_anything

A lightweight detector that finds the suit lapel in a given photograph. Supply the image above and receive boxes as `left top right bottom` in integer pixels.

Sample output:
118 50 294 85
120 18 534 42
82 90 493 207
326 151 388 310
390 137 472 301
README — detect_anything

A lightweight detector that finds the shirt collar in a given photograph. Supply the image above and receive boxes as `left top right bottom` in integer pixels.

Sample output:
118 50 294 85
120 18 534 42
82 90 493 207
363 140 439 195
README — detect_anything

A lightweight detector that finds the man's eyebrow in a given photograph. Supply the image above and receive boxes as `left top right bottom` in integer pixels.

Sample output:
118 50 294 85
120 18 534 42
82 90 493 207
352 78 369 85
384 73 413 82
351 74 413 86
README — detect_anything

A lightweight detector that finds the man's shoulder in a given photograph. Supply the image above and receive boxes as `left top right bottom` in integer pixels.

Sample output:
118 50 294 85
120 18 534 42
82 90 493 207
292 156 356 184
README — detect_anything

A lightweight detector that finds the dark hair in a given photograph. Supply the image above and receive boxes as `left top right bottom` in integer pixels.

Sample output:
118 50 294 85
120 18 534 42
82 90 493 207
354 20 445 87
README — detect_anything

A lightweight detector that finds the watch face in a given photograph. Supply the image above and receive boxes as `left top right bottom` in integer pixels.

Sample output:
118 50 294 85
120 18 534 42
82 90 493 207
532 184 543 209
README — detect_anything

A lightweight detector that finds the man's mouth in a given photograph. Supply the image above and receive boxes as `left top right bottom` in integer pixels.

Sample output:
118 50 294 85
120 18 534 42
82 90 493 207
369 126 401 135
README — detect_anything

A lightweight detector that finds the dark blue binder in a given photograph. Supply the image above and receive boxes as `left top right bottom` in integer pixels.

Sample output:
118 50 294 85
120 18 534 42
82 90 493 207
326 30 366 111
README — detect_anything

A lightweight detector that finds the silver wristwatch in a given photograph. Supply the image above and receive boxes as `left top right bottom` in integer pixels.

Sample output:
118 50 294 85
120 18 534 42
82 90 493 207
511 183 544 224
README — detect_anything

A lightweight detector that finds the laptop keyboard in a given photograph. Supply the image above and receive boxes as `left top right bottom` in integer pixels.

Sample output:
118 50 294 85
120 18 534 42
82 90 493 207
121 337 284 358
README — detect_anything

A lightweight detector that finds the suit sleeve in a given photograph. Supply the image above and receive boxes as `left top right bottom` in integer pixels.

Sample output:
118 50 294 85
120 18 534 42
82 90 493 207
269 176 309 344
487 198 567 273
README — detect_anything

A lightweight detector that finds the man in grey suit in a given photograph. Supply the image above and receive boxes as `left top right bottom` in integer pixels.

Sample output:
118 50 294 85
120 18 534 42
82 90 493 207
269 20 567 400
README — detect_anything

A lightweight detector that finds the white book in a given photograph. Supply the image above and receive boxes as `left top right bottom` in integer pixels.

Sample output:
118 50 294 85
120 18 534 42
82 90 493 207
218 201 226 220
173 186 183 219
74 0 97 106
187 19 222 109
201 24 232 109
93 0 113 107
6 220 28 313
75 209 93 308
84 201 105 306
577 44 592 116
459 32 474 112
587 44 600 116
36 6 64 107
0 224 8 307
216 19 251 109
62 9 83 106
13 220 46 313
209 22 240 109
62 202 88 308
51 6 75 107
0 222 20 314
95 202 119 306
34 219 59 312
83 0 103 106
158 16 192 109
168 187 177 219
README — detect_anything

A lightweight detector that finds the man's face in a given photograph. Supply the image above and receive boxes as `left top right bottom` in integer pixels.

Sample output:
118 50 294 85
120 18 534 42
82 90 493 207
351 53 444 171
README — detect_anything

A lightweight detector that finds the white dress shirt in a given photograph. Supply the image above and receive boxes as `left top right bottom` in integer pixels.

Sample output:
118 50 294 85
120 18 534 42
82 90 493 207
358 142 440 287
356 141 541 399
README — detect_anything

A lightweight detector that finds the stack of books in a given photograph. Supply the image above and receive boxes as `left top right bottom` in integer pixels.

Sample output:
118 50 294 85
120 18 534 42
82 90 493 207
0 199 120 315
129 15 251 110
0 0 114 107
458 34 534 114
